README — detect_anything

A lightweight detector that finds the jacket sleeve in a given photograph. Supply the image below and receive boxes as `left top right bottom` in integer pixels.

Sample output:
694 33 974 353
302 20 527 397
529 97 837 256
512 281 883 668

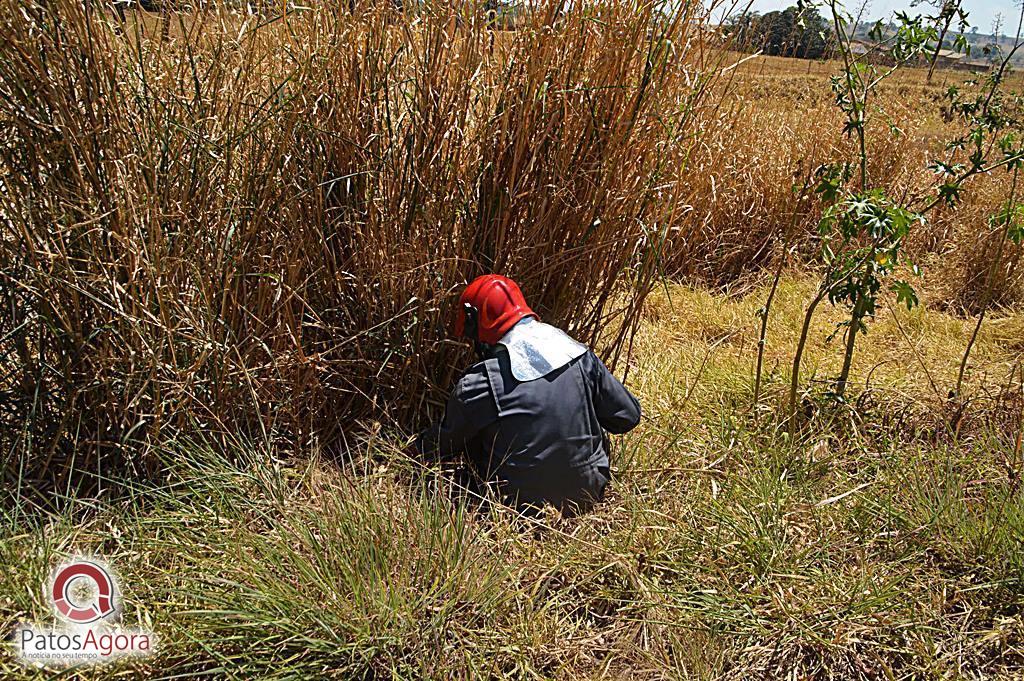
416 369 496 457
588 352 642 434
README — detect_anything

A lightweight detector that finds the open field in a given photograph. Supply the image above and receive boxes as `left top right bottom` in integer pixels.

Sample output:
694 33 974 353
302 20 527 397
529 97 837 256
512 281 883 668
2 1 1023 678
682 52 1023 310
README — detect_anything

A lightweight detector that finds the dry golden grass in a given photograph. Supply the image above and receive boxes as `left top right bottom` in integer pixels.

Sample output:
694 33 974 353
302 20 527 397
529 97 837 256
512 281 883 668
669 52 1024 313
0 0 720 491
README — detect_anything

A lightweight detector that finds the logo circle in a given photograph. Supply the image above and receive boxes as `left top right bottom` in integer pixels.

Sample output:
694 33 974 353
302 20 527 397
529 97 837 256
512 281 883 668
51 561 116 623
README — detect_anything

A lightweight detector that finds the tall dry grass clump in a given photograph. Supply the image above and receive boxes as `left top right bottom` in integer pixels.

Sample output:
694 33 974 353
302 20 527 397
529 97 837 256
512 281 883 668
0 0 721 494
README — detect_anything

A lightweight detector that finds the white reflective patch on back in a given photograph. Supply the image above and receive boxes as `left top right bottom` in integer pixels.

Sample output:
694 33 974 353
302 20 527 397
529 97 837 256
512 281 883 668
497 317 589 382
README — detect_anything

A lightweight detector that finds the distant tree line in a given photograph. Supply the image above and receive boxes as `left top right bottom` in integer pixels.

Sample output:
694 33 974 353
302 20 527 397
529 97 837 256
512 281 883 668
727 6 833 60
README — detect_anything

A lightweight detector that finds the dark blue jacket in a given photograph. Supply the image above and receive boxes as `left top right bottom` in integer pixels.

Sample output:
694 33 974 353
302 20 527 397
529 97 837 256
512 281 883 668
418 349 641 507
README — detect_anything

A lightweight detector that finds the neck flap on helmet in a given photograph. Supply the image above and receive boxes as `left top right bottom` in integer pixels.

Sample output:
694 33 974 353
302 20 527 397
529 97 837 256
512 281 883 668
496 317 588 382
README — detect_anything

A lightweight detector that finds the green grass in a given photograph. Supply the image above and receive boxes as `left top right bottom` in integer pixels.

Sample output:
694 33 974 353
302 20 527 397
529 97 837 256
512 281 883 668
2 277 1023 679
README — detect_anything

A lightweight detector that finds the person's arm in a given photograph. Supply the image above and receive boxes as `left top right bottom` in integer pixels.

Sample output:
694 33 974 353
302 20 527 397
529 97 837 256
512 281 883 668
588 352 641 434
416 369 495 457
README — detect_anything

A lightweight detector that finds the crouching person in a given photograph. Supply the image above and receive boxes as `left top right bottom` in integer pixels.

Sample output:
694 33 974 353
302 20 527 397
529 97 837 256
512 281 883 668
416 274 641 516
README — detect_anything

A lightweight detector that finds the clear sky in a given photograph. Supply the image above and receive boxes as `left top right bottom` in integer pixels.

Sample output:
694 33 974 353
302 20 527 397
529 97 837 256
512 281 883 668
734 0 1023 37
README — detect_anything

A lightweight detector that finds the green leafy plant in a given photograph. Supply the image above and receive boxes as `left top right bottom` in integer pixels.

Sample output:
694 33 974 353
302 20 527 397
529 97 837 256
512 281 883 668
787 0 1024 428
926 7 1024 401
819 190 923 395
919 0 970 85
787 0 934 425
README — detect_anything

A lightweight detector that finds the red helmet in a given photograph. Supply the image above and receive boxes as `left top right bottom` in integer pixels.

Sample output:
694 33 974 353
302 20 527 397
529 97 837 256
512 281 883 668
455 274 537 345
